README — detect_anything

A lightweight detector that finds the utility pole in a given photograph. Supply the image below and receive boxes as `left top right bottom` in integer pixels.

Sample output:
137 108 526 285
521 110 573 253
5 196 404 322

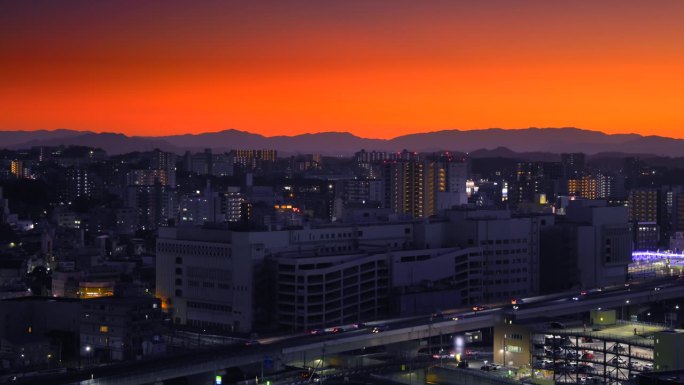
502 334 506 368
439 331 443 367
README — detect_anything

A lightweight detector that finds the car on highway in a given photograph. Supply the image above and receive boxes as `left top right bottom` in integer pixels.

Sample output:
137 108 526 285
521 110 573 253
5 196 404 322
352 322 366 329
511 298 524 305
244 339 260 346
432 351 453 359
472 305 488 312
300 371 311 379
430 311 445 320
480 364 500 371
309 329 326 335
371 324 389 333
331 327 344 333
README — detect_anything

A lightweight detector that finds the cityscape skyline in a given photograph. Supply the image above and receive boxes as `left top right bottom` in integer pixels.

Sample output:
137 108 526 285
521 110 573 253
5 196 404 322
3 2 684 384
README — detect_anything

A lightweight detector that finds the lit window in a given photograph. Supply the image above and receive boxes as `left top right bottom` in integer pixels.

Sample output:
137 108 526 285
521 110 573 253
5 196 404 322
99 326 109 333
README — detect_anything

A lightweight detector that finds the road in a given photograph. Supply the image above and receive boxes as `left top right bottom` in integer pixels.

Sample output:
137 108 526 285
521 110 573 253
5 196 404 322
14 275 684 385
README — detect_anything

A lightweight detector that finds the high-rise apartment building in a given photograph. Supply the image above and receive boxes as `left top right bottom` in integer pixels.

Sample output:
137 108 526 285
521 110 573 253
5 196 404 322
384 159 466 218
10 160 26 179
628 189 663 250
151 149 177 187
568 176 598 200
561 153 586 178
234 149 277 171
384 160 431 218
126 169 169 187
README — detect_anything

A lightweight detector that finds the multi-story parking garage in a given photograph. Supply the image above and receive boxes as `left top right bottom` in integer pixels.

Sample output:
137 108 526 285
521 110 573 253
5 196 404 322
495 308 684 385
532 323 658 385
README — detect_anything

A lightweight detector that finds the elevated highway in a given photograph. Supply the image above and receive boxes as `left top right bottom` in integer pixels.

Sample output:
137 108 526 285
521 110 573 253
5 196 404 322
17 277 684 385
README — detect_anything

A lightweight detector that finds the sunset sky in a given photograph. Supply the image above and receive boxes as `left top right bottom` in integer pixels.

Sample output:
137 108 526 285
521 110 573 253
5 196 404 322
2 1 684 139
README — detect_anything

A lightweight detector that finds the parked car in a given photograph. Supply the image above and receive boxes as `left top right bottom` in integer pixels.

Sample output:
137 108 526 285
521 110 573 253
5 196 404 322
539 359 553 369
554 363 576 373
581 352 595 360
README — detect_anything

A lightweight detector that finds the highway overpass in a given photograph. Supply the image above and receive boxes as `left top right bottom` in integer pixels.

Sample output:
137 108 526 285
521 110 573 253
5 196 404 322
17 277 684 385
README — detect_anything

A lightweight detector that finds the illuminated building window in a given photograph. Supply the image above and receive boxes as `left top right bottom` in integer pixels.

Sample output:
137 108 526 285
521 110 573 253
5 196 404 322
99 326 109 333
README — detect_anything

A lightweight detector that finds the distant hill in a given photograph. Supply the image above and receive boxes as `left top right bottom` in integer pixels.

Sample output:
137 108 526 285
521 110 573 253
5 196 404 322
2 127 684 157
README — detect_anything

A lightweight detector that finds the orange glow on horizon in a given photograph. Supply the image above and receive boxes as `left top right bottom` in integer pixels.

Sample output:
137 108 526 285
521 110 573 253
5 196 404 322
2 1 684 139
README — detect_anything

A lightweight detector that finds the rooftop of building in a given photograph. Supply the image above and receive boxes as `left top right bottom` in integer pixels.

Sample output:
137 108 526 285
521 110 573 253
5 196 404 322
529 320 678 348
82 295 158 305
2 296 81 303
